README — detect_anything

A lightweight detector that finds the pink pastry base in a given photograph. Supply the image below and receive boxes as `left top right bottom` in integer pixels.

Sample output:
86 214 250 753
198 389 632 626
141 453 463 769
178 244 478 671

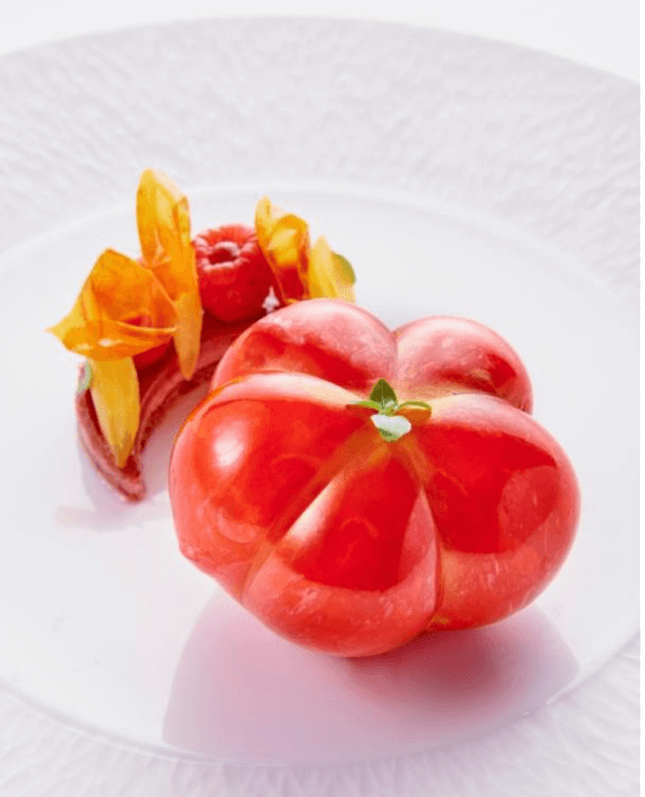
75 316 257 501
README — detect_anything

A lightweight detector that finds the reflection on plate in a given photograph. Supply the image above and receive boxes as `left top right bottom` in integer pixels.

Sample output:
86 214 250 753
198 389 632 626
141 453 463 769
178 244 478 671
0 16 638 797
164 596 578 764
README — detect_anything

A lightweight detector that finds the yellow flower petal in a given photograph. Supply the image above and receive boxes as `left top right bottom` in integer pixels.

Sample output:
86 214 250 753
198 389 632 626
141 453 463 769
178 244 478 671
172 290 202 379
307 236 356 303
136 169 202 379
48 249 177 360
255 197 356 305
88 357 140 467
255 196 309 303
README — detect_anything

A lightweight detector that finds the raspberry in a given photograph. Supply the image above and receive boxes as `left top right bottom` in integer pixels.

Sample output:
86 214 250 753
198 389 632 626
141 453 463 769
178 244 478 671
193 224 277 322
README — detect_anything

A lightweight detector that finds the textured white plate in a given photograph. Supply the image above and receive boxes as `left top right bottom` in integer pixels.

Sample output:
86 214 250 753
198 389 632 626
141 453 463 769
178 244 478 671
0 17 639 797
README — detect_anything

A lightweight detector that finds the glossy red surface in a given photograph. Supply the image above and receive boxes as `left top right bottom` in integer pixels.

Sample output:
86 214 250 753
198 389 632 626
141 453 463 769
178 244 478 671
169 299 579 655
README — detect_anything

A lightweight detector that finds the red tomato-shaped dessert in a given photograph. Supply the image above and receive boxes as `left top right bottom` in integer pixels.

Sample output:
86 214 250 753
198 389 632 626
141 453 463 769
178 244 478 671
169 299 579 657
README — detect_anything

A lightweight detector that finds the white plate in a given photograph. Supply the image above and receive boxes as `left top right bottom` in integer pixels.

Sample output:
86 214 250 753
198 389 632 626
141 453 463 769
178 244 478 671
0 18 638 797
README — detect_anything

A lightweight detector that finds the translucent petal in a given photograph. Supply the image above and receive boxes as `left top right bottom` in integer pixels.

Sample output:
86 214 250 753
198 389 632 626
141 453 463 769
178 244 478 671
308 236 356 303
255 198 356 305
88 357 140 467
48 249 177 360
136 169 202 378
255 196 309 302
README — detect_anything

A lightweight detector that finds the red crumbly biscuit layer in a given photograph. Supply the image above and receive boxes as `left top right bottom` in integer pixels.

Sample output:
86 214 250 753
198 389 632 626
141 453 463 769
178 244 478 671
76 315 257 501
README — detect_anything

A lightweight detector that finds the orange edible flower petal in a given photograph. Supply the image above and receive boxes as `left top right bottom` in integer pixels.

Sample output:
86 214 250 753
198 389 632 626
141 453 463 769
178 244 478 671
136 169 202 379
307 236 356 303
48 249 177 361
88 357 140 467
255 197 356 305
254 197 309 303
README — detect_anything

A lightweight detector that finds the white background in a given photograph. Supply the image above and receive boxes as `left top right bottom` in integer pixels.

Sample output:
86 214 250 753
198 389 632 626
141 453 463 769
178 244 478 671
0 0 640 81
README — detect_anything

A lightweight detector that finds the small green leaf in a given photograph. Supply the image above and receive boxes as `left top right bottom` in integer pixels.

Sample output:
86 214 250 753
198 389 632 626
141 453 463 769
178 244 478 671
369 378 398 409
353 399 382 411
333 252 356 283
77 360 93 394
370 413 412 442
